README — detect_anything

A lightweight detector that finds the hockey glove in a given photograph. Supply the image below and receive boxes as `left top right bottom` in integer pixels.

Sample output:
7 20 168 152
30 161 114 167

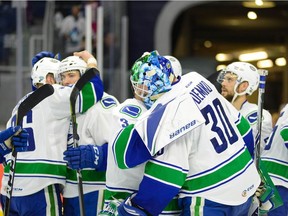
0 126 29 155
32 51 61 66
98 199 123 216
63 144 106 170
255 181 275 213
117 196 148 216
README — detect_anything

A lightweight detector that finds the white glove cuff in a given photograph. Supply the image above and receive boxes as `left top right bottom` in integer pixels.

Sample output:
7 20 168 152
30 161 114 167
87 57 97 67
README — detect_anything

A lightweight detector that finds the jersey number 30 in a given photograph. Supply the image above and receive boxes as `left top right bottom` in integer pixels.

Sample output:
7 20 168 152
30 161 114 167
201 98 238 153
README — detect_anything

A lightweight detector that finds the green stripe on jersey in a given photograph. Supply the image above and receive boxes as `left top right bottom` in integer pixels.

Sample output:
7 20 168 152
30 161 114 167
183 149 252 191
81 82 95 113
47 185 56 216
193 197 203 216
145 160 187 187
114 124 135 169
280 128 288 141
66 168 106 182
261 160 288 180
236 116 251 136
162 197 181 213
4 162 66 178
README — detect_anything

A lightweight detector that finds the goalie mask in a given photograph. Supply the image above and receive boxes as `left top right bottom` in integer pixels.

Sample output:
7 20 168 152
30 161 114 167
217 62 259 96
31 57 60 88
57 56 87 82
130 51 175 109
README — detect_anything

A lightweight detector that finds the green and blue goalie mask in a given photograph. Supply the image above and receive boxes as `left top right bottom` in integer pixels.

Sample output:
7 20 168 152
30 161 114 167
130 51 175 109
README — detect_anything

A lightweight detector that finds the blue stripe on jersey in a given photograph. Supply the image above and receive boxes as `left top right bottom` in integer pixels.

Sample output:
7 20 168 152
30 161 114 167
269 174 288 184
147 103 167 152
113 125 151 169
182 160 254 195
243 127 255 158
182 147 254 194
235 113 241 125
106 185 137 194
91 74 104 102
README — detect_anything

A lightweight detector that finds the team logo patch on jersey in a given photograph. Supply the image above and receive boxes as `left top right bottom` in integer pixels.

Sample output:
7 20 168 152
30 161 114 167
247 112 257 124
120 105 142 118
101 97 117 109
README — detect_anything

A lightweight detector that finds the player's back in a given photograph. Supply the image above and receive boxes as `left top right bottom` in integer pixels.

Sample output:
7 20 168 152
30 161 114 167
2 84 74 196
174 72 260 205
261 104 288 188
142 72 260 205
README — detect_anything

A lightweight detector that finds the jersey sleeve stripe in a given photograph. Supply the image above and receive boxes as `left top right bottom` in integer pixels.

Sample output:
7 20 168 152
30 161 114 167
144 160 188 188
80 82 96 113
261 159 288 183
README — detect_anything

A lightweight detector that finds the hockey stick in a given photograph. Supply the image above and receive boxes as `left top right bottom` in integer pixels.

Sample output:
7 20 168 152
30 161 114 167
70 67 99 216
4 84 54 216
250 70 283 216
248 69 268 216
255 69 268 169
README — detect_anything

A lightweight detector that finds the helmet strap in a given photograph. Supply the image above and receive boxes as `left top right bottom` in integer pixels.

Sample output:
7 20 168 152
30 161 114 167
232 83 247 104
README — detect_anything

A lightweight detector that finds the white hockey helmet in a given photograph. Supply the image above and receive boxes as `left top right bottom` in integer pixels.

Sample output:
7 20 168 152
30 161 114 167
31 57 60 87
58 56 87 77
218 62 259 95
164 55 182 78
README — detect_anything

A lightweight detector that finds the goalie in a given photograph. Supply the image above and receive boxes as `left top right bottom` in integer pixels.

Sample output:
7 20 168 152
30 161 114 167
107 51 261 215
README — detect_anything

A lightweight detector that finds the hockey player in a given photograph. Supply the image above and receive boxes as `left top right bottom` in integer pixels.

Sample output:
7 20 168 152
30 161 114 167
108 51 261 215
261 103 288 215
217 62 273 155
60 52 119 216
97 52 183 215
0 126 29 161
217 62 276 214
0 51 103 215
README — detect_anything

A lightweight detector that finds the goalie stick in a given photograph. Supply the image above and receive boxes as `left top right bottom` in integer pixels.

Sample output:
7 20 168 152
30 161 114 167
4 84 54 216
70 67 99 216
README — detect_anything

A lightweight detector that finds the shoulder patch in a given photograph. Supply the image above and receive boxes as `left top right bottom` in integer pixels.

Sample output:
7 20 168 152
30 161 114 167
120 105 142 118
246 112 257 124
100 97 117 109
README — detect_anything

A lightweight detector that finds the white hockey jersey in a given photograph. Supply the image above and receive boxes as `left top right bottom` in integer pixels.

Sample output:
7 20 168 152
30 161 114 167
105 98 183 215
261 104 288 188
2 82 101 197
240 100 273 154
63 92 119 198
113 72 261 215
105 98 147 200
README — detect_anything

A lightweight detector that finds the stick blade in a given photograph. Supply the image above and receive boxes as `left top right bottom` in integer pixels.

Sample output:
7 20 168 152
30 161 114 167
17 84 54 125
